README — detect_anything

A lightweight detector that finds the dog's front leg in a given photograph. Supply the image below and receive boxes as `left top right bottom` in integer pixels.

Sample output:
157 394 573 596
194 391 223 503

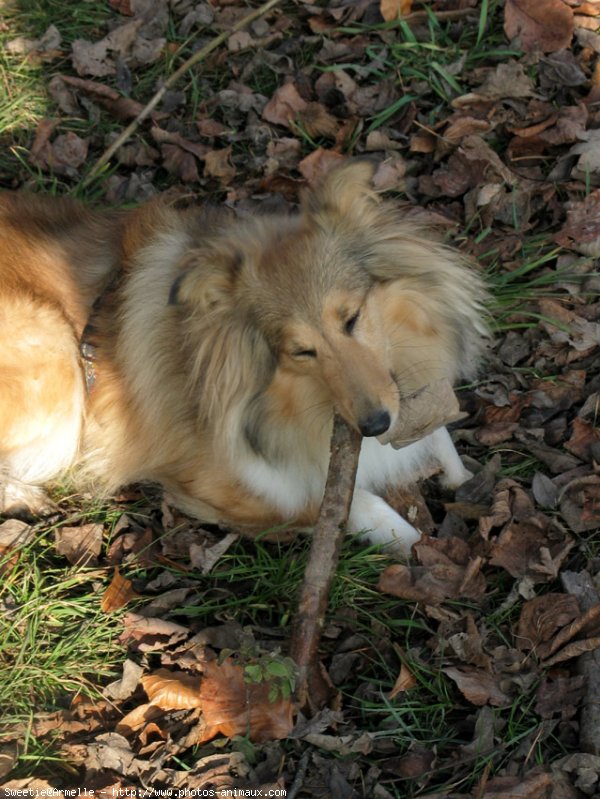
349 488 421 558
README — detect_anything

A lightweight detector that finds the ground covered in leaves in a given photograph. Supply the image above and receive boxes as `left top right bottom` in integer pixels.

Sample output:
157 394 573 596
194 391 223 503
1 0 600 797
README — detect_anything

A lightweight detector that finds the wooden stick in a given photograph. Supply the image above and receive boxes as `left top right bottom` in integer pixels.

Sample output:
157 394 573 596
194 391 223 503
290 416 362 713
561 570 600 755
83 0 282 186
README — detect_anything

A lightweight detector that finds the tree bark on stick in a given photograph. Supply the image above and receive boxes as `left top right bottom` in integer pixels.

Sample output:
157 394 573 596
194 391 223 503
561 570 600 755
290 415 362 713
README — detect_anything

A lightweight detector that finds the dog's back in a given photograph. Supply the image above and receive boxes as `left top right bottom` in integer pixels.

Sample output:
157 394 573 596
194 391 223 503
0 193 123 514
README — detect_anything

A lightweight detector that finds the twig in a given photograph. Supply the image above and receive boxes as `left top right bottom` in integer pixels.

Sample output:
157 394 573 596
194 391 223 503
561 570 600 755
83 0 282 186
286 751 310 799
289 415 362 713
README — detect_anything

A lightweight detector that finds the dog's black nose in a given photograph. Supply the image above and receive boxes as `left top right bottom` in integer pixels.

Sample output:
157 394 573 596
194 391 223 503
358 410 391 437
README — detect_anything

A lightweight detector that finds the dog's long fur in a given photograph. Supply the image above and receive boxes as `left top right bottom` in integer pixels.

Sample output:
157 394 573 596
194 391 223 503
0 162 488 555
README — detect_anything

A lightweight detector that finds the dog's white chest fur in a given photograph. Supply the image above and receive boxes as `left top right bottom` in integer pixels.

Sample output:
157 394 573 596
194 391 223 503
235 426 470 556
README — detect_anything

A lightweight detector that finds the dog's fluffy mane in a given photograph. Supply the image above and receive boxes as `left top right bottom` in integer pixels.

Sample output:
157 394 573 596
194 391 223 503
157 169 487 464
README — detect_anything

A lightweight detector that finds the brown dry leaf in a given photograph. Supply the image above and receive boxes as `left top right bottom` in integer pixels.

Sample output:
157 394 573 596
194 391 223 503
151 127 209 160
297 102 338 139
0 519 34 554
535 674 586 720
479 771 553 797
28 118 58 168
389 747 435 779
0 742 19 779
32 706 108 738
298 148 345 184
504 0 574 53
379 0 412 22
544 636 600 667
52 75 147 121
447 614 492 670
51 132 89 170
481 480 575 582
142 668 202 709
444 665 511 707
372 156 407 192
161 144 199 183
555 189 600 255
564 417 600 462
28 124 89 177
489 520 574 581
110 0 134 13
378 537 486 606
119 613 190 651
116 703 165 735
193 658 295 743
388 662 417 699
476 60 535 100
204 146 236 184
104 659 144 701
559 475 600 533
101 567 138 612
384 483 436 536
197 118 231 138
6 24 62 61
262 83 308 128
72 37 115 77
55 523 103 566
515 593 580 651
189 531 238 574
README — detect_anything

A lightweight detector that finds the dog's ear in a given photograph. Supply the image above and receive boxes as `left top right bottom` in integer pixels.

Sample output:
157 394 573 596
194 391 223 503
169 246 277 445
301 159 379 221
169 245 243 311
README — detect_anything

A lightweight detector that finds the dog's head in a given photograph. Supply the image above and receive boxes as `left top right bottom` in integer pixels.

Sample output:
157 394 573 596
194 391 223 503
170 161 488 448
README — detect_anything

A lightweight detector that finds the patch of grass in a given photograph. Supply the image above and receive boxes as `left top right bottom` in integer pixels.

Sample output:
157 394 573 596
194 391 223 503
330 0 520 132
480 236 595 331
0 520 123 762
176 536 408 632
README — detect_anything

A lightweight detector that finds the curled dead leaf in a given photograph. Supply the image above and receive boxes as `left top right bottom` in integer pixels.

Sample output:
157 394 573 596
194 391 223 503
204 146 236 184
55 523 103 566
444 665 511 707
378 537 486 606
559 475 600 533
262 83 308 128
515 593 580 651
141 668 202 710
195 658 295 743
298 148 345 184
101 567 138 612
388 661 417 699
380 0 413 22
504 0 574 53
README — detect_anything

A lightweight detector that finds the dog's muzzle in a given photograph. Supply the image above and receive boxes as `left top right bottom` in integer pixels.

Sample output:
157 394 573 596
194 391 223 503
358 409 391 437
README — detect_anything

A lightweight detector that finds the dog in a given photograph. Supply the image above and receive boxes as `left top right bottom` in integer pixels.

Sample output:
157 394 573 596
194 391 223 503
0 161 488 556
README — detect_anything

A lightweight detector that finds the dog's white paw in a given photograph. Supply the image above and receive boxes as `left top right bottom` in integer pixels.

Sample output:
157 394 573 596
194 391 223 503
349 489 421 559
427 427 473 490
440 465 473 491
0 478 57 518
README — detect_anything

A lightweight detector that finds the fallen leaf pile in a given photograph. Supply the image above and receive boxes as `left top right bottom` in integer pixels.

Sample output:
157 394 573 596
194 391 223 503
1 0 600 796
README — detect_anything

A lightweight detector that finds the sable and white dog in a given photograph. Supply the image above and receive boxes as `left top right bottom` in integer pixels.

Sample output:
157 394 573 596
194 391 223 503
0 162 487 555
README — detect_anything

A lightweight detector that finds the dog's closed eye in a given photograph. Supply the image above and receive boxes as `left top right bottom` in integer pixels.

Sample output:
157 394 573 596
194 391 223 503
292 348 317 359
344 310 360 335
